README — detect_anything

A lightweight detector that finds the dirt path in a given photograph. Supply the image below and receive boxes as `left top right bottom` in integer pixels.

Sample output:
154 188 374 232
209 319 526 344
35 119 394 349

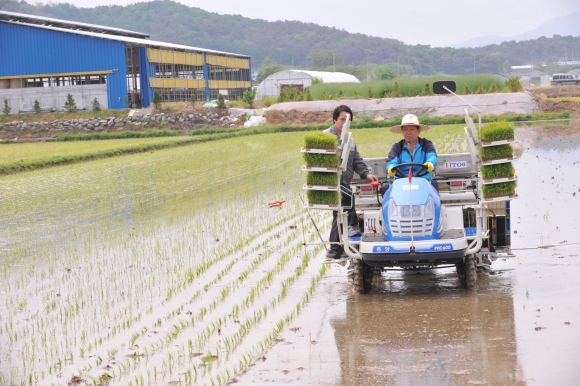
268 92 539 119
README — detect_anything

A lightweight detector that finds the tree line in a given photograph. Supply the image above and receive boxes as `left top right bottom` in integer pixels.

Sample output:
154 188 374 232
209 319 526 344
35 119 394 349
1 0 579 77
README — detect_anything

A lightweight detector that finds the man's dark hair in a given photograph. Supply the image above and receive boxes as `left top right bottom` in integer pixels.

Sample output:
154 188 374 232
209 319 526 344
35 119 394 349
332 105 354 123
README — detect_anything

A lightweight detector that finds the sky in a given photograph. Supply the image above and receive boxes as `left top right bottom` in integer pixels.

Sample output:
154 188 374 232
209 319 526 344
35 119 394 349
40 0 580 47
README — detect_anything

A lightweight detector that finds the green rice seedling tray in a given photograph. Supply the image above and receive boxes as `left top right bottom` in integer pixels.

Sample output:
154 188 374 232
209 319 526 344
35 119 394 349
303 132 338 150
480 121 515 142
481 162 514 180
303 152 340 168
306 190 340 207
481 144 513 161
482 181 517 199
305 171 339 186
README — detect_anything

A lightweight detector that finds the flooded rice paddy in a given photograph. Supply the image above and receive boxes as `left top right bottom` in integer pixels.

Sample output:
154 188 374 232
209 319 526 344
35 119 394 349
1 124 579 385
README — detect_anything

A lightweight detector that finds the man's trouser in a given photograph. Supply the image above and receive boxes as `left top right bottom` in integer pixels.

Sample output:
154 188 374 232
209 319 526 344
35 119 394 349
328 183 358 252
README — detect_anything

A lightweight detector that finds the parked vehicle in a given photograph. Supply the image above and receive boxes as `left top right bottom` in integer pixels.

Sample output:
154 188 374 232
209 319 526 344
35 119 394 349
550 74 579 86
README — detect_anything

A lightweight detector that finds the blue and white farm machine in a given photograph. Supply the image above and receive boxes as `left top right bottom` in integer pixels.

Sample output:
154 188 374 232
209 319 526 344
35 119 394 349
302 81 517 293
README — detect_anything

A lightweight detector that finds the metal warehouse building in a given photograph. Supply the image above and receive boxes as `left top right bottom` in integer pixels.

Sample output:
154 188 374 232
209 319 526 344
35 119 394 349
0 11 251 112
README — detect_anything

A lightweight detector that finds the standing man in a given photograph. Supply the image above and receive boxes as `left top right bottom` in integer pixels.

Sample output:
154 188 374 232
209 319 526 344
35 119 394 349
386 113 438 191
325 105 378 260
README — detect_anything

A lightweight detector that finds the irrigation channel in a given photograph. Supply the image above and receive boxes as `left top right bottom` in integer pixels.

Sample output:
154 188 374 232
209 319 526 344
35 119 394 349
1 123 579 385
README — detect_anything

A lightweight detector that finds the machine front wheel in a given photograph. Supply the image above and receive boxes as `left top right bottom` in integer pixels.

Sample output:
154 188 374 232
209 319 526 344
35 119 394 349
353 259 373 294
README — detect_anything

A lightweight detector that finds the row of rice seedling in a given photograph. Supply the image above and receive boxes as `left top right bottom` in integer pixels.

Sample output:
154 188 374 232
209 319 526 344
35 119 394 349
310 74 506 99
54 129 181 141
0 137 183 164
0 125 467 385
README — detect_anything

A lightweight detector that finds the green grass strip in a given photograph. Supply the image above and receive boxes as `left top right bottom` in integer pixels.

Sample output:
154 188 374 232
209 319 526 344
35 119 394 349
481 145 513 161
0 129 271 175
188 111 569 137
303 131 337 149
306 172 339 186
54 129 182 141
481 121 515 142
306 190 339 205
482 181 517 198
481 163 514 179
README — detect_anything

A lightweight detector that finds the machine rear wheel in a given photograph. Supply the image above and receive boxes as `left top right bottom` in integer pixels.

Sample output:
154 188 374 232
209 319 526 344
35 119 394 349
465 254 477 290
353 259 373 294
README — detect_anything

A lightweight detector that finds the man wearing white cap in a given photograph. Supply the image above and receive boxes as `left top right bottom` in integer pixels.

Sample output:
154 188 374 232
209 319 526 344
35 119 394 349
386 114 439 191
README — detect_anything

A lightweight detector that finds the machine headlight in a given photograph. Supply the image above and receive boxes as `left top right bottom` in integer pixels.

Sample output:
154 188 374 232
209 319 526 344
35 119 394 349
425 197 434 216
388 199 398 219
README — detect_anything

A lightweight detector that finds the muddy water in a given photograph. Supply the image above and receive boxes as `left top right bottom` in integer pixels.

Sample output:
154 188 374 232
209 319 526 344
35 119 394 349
237 125 580 385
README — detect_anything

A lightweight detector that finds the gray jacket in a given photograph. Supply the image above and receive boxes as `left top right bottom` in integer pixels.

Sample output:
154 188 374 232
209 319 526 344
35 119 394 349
324 126 369 185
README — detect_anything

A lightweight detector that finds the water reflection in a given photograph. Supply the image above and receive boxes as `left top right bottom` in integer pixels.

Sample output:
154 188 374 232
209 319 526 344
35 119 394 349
331 270 524 386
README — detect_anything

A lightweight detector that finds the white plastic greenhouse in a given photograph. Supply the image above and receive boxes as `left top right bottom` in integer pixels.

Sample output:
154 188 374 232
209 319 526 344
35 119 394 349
255 70 360 99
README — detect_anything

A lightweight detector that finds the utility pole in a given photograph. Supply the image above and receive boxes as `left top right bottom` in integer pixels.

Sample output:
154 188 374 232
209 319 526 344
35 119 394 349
366 54 369 82
333 52 335 72
473 56 475 74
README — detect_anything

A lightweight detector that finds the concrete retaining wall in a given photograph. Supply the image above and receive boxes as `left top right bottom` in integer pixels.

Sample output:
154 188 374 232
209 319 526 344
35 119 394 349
0 85 108 114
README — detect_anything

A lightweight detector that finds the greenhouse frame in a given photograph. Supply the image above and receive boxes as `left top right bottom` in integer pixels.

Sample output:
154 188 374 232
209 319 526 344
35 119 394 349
256 70 360 99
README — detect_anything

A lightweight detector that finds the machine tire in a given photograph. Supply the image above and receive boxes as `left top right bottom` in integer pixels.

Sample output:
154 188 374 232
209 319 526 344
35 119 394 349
465 254 477 290
455 261 467 285
353 259 373 294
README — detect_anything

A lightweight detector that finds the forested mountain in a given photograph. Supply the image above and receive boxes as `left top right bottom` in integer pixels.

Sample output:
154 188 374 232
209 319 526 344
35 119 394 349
1 0 579 76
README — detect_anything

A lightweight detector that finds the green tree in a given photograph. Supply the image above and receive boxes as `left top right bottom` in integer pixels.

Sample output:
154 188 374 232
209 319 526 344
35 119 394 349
256 64 285 83
488 83 499 93
391 81 402 97
153 90 162 109
367 86 374 98
190 93 197 104
91 98 101 111
338 89 344 98
64 93 77 111
2 99 10 115
242 89 257 108
311 76 323 84
476 82 485 94
374 66 396 80
421 83 431 96
505 77 523 92
34 99 41 114
311 50 344 69
464 85 472 94
379 88 389 98
217 93 227 109
305 87 313 101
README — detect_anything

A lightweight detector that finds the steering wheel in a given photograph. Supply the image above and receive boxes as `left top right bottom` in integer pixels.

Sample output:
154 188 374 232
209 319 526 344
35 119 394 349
391 162 429 178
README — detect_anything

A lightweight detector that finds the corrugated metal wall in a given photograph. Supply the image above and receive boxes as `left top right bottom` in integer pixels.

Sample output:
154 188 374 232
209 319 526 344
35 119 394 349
0 22 128 109
139 47 154 108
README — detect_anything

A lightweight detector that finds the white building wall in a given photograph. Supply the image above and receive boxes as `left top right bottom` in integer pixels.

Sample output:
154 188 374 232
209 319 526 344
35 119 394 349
0 84 108 114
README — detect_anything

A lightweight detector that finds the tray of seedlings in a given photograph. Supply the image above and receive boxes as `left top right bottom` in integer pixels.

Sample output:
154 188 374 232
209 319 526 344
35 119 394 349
479 121 517 202
301 132 341 209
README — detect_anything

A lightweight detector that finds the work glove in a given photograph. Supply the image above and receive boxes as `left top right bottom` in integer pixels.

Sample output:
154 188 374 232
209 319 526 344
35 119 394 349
424 162 434 173
388 167 396 177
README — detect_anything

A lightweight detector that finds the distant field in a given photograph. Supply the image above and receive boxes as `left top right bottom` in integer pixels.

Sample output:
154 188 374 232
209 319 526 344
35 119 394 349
549 96 580 102
0 137 182 164
310 74 506 100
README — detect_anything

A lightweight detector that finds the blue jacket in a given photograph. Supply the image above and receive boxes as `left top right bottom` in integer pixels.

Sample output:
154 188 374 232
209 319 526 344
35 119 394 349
386 137 437 180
